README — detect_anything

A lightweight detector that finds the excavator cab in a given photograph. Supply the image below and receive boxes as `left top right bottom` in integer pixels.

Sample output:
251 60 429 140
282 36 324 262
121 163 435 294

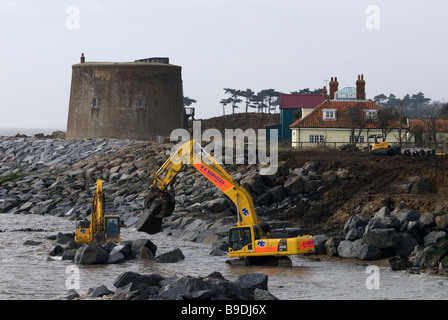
228 226 261 252
105 216 121 242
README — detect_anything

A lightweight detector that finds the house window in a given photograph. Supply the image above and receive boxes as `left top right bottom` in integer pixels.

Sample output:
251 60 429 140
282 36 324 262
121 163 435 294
366 110 378 120
309 135 325 143
349 135 365 143
323 109 337 120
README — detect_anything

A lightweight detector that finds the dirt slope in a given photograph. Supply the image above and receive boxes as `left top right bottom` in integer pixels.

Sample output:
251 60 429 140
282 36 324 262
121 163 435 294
278 149 448 235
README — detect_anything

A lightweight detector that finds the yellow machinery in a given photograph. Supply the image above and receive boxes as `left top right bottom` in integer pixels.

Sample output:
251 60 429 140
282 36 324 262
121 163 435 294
75 179 121 244
369 134 400 155
141 139 314 265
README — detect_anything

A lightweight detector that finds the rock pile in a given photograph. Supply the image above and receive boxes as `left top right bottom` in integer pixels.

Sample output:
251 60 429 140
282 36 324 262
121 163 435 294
66 270 278 300
0 137 171 223
312 204 448 274
48 232 185 265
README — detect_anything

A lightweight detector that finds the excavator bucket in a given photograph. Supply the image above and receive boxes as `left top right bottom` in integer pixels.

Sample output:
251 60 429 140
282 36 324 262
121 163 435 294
137 188 175 234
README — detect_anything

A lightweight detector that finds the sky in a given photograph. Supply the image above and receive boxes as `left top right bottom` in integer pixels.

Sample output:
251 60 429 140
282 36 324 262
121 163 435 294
0 0 447 129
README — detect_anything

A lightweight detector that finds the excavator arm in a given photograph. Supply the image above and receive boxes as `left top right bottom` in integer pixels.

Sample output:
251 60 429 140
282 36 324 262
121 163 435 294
148 139 260 228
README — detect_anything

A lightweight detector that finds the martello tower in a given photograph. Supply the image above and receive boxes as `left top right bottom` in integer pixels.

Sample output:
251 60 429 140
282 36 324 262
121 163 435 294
66 55 184 140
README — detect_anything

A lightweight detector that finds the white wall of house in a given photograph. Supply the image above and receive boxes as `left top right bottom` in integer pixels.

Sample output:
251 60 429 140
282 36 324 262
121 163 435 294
291 128 403 148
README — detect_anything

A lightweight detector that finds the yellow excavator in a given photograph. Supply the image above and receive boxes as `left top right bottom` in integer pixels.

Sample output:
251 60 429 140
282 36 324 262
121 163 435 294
369 134 400 155
138 139 315 265
75 179 121 244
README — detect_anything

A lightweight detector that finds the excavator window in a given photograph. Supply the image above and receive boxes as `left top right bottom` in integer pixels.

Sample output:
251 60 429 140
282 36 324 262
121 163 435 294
229 227 253 251
105 217 120 240
253 226 261 240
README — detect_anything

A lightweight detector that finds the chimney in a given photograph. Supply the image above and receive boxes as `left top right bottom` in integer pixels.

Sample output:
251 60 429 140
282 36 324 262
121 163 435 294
356 74 366 100
322 86 327 96
80 53 85 63
329 77 339 99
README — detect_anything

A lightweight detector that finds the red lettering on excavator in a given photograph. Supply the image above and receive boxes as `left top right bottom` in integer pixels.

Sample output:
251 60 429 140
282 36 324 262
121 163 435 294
193 163 233 192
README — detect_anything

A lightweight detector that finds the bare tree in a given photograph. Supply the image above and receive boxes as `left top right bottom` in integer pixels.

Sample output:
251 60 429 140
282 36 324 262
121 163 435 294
376 107 399 141
392 101 408 148
346 104 367 146
423 101 443 149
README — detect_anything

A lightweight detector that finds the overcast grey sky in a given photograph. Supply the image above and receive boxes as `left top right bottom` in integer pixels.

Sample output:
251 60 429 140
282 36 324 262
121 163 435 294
0 0 447 129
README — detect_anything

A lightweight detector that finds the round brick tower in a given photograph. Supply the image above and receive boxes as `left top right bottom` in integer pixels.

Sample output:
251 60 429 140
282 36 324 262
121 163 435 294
66 55 184 140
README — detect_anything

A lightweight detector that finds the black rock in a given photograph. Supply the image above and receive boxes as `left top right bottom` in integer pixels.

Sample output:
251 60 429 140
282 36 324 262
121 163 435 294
131 238 157 258
50 245 64 256
56 232 74 245
362 228 399 249
113 282 156 300
156 248 185 263
107 251 125 264
91 285 114 297
113 271 165 288
75 243 109 264
389 255 413 271
65 289 80 300
237 273 268 296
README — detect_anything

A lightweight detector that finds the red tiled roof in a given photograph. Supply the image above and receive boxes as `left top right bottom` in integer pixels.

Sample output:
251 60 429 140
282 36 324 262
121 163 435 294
290 99 404 129
408 119 448 132
279 94 327 109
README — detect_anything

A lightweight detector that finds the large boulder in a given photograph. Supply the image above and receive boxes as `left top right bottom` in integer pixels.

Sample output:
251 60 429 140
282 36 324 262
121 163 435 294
423 231 446 246
283 176 304 195
345 227 364 241
313 234 329 254
157 274 189 299
337 239 362 258
113 271 165 288
109 242 133 259
113 282 157 300
389 255 413 271
254 193 271 206
325 236 344 256
241 174 264 196
137 206 163 235
131 238 157 258
395 232 419 256
155 248 185 263
75 243 109 264
208 198 229 213
409 176 433 194
107 251 125 264
396 210 420 231
343 215 368 234
254 288 279 300
362 228 399 249
358 244 381 260
435 214 448 229
267 185 287 203
237 273 268 296
321 170 338 183
90 285 114 298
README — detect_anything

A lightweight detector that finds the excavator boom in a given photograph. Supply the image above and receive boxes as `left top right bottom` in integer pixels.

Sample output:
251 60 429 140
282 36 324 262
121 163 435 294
149 140 259 227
